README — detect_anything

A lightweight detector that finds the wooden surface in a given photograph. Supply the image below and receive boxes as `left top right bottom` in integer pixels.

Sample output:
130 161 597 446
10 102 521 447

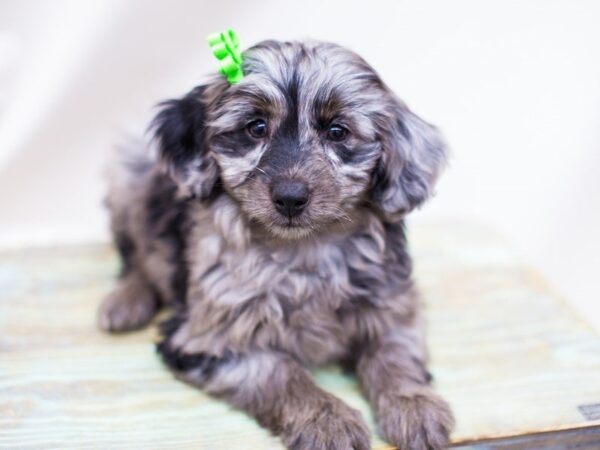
454 426 600 449
1 223 599 449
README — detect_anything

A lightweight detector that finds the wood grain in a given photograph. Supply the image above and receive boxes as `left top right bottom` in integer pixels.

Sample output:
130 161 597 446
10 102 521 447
453 425 600 449
1 223 599 449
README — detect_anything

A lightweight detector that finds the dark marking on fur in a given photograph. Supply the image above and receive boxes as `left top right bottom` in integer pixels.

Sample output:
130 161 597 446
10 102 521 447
158 343 228 377
213 126 262 158
369 155 394 208
145 173 189 305
383 221 413 281
157 314 233 380
151 85 208 168
199 262 222 280
337 139 379 166
257 65 303 174
114 230 136 277
408 356 434 385
425 370 434 383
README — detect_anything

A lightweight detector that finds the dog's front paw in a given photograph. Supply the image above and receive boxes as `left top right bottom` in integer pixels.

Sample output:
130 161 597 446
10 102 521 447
283 397 370 450
377 389 454 450
97 276 157 332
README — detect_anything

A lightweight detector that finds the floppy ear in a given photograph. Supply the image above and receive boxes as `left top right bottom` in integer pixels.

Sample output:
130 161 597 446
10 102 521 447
151 85 219 199
371 98 448 220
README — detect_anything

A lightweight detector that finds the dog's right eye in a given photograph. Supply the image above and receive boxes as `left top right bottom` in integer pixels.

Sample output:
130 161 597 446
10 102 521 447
246 119 268 138
326 124 349 142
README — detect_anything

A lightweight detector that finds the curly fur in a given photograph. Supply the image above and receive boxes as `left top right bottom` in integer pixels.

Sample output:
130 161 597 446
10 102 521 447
99 39 453 450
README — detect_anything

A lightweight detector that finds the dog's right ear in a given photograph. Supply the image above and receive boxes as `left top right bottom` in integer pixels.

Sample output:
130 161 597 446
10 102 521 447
151 85 219 199
370 98 448 221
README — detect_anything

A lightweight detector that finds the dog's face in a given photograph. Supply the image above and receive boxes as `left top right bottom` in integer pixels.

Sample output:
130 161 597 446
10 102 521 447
153 41 447 239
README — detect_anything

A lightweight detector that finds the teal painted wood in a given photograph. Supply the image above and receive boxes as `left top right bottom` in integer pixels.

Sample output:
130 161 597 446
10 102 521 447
1 223 599 449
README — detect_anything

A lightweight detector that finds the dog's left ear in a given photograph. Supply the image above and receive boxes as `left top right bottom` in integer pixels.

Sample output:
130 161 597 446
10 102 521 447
151 85 219 199
371 97 448 220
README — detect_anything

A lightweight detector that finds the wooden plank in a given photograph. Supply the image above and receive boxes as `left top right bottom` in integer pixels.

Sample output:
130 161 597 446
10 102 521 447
0 223 599 449
453 425 600 449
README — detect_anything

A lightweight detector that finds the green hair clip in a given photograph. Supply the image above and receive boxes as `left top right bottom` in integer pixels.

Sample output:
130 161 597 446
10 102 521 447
207 28 244 84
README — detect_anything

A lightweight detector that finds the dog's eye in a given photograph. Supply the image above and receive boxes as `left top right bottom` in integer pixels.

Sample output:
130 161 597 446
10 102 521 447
246 119 268 138
327 124 348 142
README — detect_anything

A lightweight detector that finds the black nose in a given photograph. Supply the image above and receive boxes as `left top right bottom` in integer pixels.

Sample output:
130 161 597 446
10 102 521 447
271 179 309 218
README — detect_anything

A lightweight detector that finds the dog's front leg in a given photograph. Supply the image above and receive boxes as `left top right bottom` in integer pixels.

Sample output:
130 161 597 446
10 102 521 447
167 349 370 450
356 328 454 450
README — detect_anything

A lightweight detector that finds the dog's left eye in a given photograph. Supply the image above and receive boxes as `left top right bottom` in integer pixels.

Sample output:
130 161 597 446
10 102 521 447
327 124 348 142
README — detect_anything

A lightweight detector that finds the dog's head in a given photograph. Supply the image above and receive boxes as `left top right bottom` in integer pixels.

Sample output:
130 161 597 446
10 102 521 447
152 40 447 239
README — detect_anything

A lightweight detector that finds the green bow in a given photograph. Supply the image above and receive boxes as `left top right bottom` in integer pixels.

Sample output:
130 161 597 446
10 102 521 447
207 28 244 84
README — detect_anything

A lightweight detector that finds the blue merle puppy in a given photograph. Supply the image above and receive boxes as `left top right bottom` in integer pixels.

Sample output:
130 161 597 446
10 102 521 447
98 39 453 450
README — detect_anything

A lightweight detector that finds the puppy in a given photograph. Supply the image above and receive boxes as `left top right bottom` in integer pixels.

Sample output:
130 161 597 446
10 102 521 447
98 39 453 450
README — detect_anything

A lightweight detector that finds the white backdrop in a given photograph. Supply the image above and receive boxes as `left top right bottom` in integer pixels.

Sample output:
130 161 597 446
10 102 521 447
0 0 598 329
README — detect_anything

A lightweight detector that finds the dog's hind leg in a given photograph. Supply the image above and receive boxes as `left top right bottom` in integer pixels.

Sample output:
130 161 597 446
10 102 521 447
98 271 158 332
98 143 164 333
98 227 158 332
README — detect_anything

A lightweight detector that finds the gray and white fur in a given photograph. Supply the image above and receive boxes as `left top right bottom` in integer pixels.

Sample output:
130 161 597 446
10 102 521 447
98 40 453 450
